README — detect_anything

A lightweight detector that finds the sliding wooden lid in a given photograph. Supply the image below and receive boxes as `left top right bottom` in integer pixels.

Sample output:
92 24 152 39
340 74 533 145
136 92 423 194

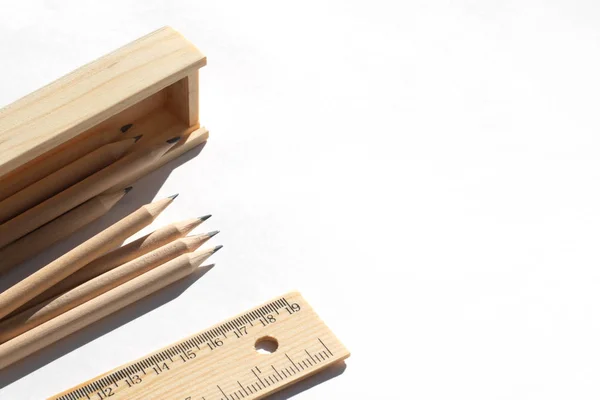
0 27 206 178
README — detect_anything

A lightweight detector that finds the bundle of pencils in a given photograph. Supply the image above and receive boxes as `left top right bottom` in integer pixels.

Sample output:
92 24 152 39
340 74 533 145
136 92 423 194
0 124 219 370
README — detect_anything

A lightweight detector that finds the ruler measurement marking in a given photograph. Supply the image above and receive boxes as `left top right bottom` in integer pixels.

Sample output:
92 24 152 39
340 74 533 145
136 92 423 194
271 365 283 380
238 381 249 396
52 293 348 400
285 353 300 373
318 338 334 356
217 384 228 399
251 369 265 389
305 350 316 365
272 304 280 315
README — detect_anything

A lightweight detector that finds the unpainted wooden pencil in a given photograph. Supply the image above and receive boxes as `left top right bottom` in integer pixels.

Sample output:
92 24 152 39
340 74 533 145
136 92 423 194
111 127 208 190
0 246 221 370
0 195 177 320
0 137 139 223
0 137 180 249
0 188 131 275
0 233 218 343
0 124 133 202
18 215 212 310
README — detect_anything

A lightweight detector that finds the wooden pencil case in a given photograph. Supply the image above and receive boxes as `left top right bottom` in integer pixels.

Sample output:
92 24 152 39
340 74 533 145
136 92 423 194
0 26 208 197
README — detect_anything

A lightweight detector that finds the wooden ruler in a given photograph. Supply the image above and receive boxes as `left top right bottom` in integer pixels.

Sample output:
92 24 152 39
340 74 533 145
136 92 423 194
50 292 349 400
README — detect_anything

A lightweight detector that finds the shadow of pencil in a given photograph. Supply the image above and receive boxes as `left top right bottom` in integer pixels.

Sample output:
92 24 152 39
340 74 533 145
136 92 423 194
0 142 206 293
0 262 214 389
266 362 347 399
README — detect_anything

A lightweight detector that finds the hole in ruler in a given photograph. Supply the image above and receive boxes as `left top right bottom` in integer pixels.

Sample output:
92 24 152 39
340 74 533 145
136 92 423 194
255 336 278 354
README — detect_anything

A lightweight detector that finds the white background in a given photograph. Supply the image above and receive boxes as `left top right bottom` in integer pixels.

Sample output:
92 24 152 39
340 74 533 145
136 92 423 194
1 0 600 398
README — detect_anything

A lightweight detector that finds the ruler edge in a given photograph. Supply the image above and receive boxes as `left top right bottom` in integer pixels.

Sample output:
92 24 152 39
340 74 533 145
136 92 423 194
49 290 350 399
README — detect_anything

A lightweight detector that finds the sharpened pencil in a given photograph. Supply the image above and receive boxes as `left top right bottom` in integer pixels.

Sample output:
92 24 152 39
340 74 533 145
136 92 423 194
0 137 181 249
0 188 131 275
0 246 221 370
0 137 139 223
0 233 218 343
111 128 208 191
0 195 177 320
0 124 134 202
17 215 213 310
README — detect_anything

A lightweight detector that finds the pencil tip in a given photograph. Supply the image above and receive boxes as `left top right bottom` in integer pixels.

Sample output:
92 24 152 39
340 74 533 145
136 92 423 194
168 193 179 200
166 136 182 144
124 186 133 194
133 134 143 143
199 214 212 221
213 245 223 253
120 123 133 133
207 230 220 238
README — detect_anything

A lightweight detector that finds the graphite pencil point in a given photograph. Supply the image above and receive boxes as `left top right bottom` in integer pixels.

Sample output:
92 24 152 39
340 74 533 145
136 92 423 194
207 230 220 238
213 245 223 253
120 123 133 133
168 193 179 200
199 214 212 221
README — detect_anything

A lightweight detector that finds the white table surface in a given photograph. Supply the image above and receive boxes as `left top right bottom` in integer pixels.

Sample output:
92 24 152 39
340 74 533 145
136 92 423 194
2 1 600 398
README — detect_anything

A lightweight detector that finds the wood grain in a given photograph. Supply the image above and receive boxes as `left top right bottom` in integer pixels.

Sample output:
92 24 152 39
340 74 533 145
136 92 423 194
112 127 209 191
18 217 210 310
0 189 129 275
0 125 128 202
50 292 350 400
0 196 175 320
0 233 216 343
0 137 137 223
167 70 200 126
0 247 219 370
0 139 178 249
0 26 206 178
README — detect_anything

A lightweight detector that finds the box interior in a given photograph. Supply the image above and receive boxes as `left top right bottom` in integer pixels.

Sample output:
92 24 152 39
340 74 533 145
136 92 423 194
0 76 197 188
